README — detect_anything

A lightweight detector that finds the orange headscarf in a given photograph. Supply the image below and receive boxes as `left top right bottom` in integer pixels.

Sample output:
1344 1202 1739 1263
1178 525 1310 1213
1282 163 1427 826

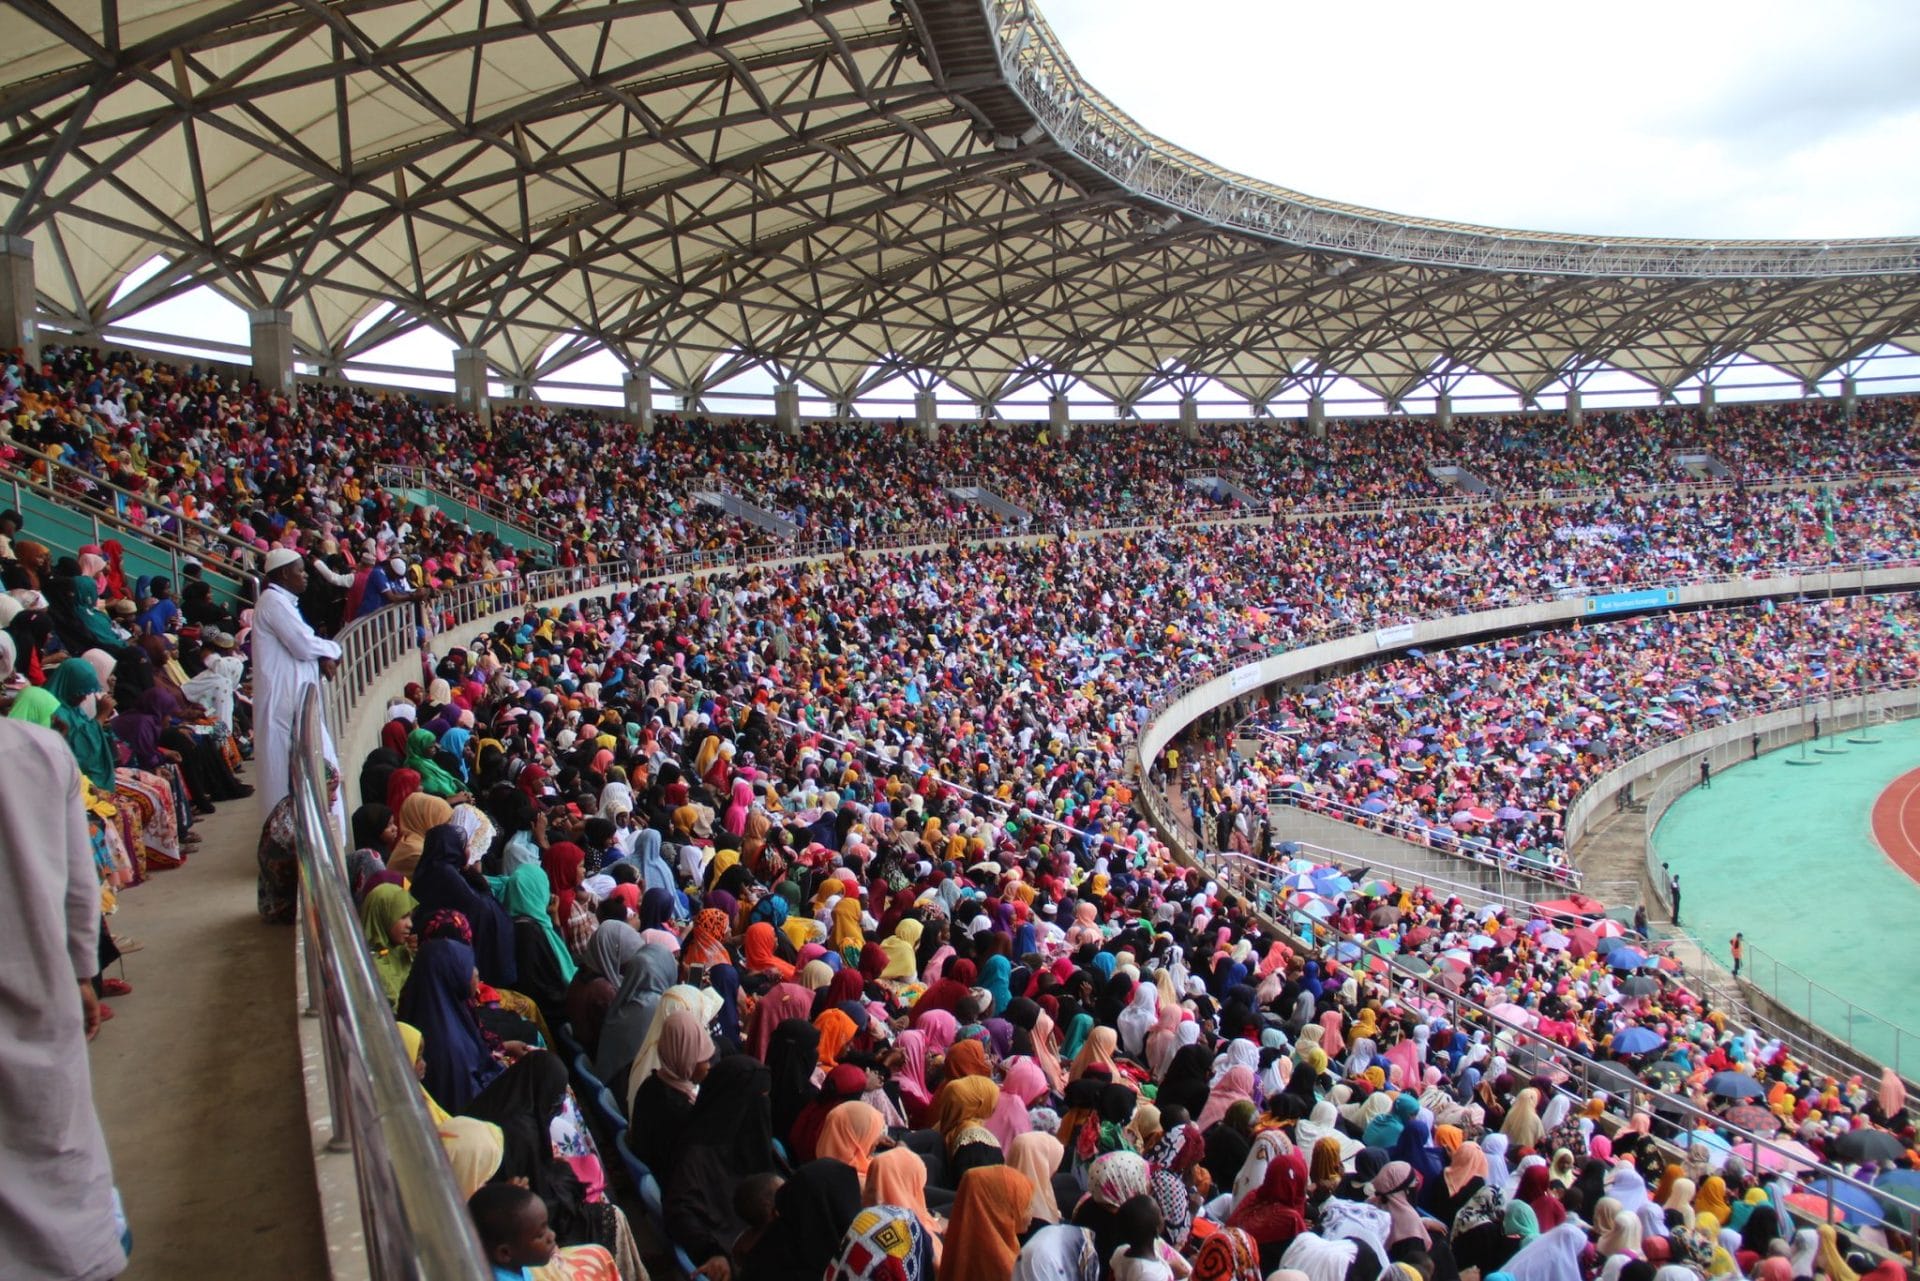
816 1101 887 1181
938 1166 1033 1281
864 1146 946 1261
815 1007 860 1068
1068 1025 1121 1082
942 1039 992 1082
742 921 795 980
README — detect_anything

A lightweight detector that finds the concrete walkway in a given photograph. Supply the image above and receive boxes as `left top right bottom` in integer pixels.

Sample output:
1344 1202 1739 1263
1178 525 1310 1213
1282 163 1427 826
88 797 329 1280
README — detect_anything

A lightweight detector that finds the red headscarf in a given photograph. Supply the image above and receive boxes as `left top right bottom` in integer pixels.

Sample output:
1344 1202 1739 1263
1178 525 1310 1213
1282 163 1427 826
385 768 423 814
1229 1147 1310 1246
541 841 585 924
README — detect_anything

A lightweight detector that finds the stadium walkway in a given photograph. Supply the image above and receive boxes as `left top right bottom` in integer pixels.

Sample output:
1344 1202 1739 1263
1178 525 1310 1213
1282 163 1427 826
88 797 329 1280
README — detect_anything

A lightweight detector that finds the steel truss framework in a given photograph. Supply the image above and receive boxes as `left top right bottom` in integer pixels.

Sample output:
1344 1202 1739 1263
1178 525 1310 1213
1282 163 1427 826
4 0 1920 410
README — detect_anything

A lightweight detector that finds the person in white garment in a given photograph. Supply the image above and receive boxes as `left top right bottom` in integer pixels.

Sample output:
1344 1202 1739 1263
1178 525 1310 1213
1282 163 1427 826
0 635 127 1281
253 549 343 831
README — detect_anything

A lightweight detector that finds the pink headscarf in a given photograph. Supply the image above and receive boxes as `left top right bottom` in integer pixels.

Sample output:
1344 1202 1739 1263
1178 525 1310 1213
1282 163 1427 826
983 1057 1047 1149
1198 1065 1258 1132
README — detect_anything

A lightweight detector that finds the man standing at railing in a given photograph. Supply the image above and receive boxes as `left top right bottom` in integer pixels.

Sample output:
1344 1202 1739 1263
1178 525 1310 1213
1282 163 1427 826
255 549 343 832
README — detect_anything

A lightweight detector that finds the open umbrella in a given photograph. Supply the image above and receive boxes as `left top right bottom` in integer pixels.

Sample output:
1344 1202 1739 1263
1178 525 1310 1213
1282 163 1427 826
1367 937 1399 957
1752 1138 1820 1173
1619 975 1659 997
1720 1103 1781 1135
1594 936 1630 955
1607 948 1651 971
1566 925 1599 955
1369 905 1402 927
1611 1026 1665 1056
1397 957 1432 976
1830 1128 1907 1164
1872 1169 1920 1227
1358 878 1396 897
1707 1071 1766 1100
1793 1178 1888 1227
1540 930 1571 951
1583 1059 1642 1098
1328 941 1363 962
1488 1002 1535 1028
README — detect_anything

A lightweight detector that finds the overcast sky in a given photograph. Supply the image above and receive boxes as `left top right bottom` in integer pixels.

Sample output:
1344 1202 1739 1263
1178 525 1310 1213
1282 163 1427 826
1040 0 1920 239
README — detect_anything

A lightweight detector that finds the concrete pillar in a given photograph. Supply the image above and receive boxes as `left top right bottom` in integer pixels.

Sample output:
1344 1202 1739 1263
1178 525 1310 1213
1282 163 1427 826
1434 393 1452 430
833 399 854 421
452 346 492 422
248 307 296 393
623 370 654 430
1048 393 1071 442
1307 394 1326 439
773 382 801 436
0 236 37 365
1699 382 1717 417
914 390 939 443
1564 386 1583 426
1178 394 1200 440
1841 375 1858 418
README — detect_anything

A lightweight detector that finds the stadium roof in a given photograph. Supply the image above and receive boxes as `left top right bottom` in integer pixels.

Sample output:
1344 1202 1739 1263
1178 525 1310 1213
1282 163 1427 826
6 0 1920 407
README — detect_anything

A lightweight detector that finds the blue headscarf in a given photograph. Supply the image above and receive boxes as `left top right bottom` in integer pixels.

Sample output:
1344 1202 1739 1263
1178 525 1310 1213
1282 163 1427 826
408 825 518 988
709 963 742 1043
437 726 472 780
1090 951 1117 981
979 954 1013 1016
395 937 501 1112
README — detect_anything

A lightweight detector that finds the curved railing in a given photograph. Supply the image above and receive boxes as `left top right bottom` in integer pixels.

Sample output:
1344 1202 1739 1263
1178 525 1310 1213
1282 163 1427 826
290 684 490 1278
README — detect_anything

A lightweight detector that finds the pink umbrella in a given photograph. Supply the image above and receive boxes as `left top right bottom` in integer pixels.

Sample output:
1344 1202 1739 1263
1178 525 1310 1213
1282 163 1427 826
1489 1003 1536 1028
1752 1139 1820 1173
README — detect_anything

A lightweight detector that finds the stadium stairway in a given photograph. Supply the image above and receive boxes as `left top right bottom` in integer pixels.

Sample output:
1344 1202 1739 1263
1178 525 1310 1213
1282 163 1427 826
1427 463 1492 495
944 483 1032 526
2 462 255 611
1672 450 1734 481
688 481 802 538
1183 470 1265 507
373 465 559 559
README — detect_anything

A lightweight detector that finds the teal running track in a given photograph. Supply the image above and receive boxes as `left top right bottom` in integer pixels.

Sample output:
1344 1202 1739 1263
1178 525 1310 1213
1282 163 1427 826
1652 716 1920 1070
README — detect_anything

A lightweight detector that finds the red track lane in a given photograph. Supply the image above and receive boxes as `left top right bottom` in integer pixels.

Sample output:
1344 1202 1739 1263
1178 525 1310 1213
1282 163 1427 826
1870 766 1920 885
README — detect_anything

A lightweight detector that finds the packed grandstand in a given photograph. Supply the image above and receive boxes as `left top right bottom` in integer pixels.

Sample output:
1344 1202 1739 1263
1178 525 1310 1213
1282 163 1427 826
9 1 1920 1280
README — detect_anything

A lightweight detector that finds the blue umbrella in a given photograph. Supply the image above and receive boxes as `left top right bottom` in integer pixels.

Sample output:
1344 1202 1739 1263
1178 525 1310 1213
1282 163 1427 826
1607 947 1651 971
1329 941 1363 961
1360 798 1389 814
1707 1071 1766 1099
1803 1177 1888 1227
1612 1026 1665 1056
1873 1169 1920 1225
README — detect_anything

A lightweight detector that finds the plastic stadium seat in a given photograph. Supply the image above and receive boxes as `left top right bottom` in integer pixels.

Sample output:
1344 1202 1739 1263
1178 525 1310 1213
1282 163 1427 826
592 1085 627 1138
553 1021 586 1062
571 1052 604 1097
630 1162 699 1278
770 1135 793 1174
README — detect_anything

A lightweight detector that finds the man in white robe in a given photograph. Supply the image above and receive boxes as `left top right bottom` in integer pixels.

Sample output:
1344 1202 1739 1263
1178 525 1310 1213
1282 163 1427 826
253 549 343 830
0 635 127 1281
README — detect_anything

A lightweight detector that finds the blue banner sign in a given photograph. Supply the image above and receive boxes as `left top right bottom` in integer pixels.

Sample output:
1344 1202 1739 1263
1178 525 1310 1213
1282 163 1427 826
1584 587 1679 616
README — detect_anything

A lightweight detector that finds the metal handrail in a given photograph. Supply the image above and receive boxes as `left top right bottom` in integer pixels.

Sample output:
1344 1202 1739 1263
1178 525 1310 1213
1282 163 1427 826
289 684 491 1278
1266 791 1582 886
4 453 259 571
374 463 567 549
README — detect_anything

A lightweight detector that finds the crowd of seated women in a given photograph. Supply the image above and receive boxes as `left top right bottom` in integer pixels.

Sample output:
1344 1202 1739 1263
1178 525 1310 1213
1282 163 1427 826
330 567 1917 1281
0 513 254 1021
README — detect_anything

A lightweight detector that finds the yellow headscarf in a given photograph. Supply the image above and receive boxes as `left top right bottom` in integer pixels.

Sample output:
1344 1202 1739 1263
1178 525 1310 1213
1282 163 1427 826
879 936 918 980
829 896 866 953
438 1116 503 1197
398 1022 452 1125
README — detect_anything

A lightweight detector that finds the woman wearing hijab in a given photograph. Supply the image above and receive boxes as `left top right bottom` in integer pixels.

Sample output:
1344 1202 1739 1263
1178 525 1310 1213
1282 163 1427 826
740 1160 865 1281
662 1055 776 1276
1514 1163 1568 1231
1389 1111 1446 1211
395 935 504 1112
932 1076 1005 1185
565 921 643 1057
410 824 517 988
496 861 577 1013
402 726 465 798
625 1008 714 1169
1156 1043 1213 1120
593 943 677 1090
1006 1132 1065 1231
829 1205 938 1281
1504 1222 1587 1281
360 882 417 1005
865 1147 948 1263
940 1166 1034 1281
1229 1145 1311 1271
816 1101 888 1183
389 791 454 876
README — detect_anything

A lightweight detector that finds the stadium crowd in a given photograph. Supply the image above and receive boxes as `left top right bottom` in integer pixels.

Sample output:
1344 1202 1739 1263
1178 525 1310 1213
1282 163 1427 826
6 344 1920 1281
1208 596 1920 873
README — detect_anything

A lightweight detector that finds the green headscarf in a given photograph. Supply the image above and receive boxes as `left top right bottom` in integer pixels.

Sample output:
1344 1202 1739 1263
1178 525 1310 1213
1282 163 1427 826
47 660 116 791
1061 1011 1095 1061
404 727 464 798
496 862 576 982
360 883 417 1006
68 576 123 648
7 685 60 729
1503 1197 1540 1243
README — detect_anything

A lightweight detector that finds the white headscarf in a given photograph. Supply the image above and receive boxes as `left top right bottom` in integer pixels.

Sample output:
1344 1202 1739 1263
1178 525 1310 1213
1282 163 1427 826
1481 1132 1512 1192
1505 1223 1589 1281
1115 981 1158 1057
1278 1233 1359 1281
